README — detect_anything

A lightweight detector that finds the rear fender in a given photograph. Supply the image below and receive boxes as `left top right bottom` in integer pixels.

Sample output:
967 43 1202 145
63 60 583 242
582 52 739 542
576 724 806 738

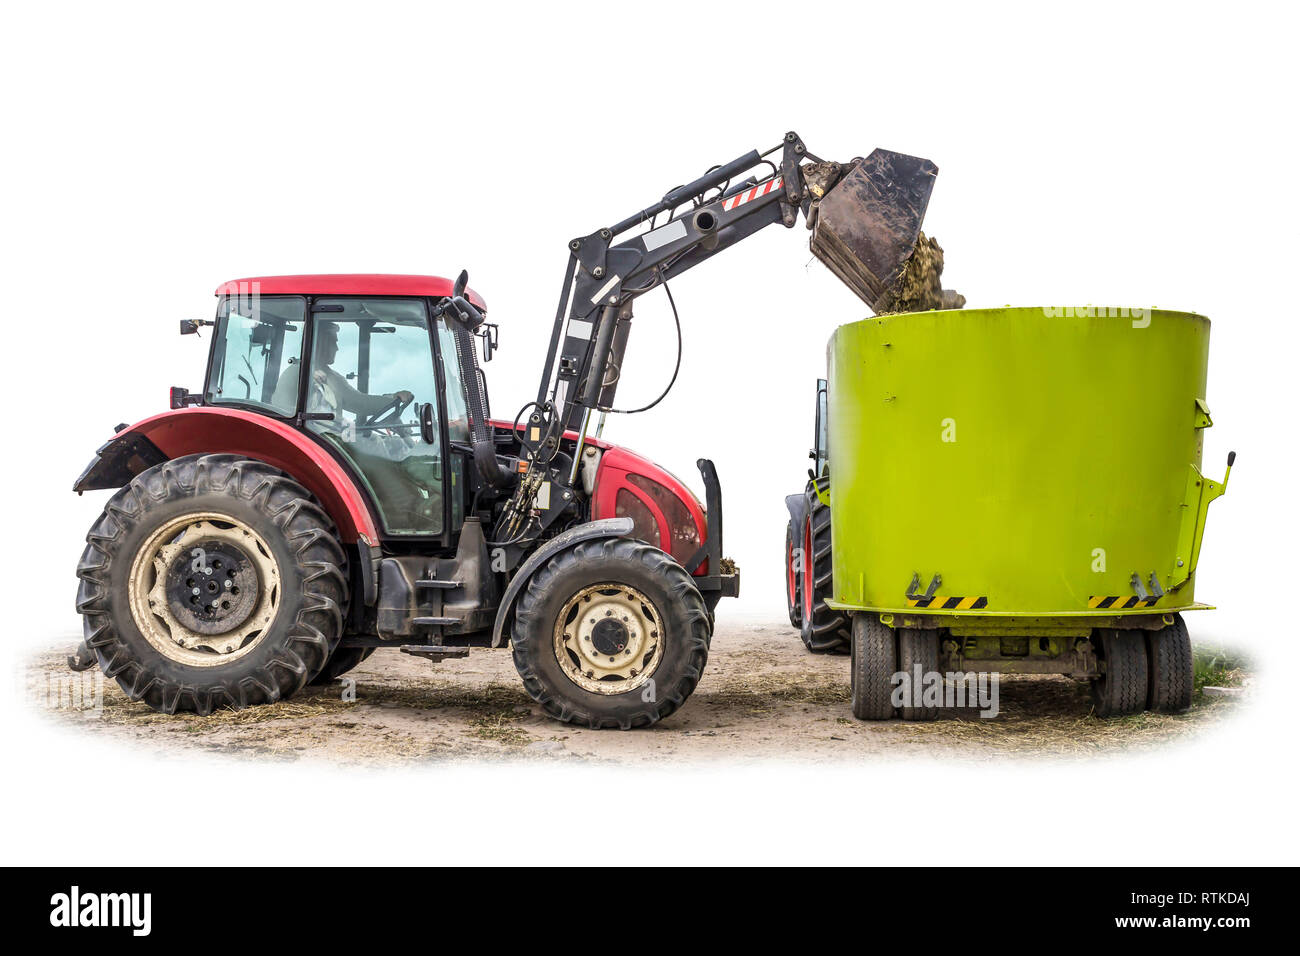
73 407 380 544
785 492 809 539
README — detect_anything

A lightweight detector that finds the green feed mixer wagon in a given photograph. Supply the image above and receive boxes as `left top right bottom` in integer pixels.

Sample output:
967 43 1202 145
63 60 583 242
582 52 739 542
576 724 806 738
783 305 1233 720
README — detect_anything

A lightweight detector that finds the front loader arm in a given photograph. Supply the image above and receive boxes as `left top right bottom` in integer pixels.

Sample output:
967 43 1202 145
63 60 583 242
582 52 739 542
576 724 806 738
490 131 938 554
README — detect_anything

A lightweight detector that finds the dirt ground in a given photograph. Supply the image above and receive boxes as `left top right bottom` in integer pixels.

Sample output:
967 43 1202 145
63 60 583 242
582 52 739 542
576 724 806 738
29 617 1245 766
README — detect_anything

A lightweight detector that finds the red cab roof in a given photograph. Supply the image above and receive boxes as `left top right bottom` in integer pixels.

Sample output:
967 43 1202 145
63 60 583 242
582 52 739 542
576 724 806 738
214 274 486 310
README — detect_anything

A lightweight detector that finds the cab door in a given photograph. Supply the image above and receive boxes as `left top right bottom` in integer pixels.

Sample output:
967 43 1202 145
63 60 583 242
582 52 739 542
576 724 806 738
304 298 447 537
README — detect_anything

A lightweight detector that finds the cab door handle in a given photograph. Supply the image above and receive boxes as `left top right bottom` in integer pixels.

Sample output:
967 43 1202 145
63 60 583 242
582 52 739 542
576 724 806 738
419 402 436 444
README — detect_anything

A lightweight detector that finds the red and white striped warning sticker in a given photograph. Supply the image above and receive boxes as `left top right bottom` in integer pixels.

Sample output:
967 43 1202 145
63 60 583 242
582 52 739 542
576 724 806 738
721 176 783 212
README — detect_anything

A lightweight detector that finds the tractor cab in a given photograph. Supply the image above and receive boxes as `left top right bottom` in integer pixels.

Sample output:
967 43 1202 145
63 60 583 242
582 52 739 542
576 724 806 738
201 275 484 542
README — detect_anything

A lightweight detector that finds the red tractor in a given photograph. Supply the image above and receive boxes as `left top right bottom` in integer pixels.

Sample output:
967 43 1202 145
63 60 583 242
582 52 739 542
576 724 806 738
71 133 940 728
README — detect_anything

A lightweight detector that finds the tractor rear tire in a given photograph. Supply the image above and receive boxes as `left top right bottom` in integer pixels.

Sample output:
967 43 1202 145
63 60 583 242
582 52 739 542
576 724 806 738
311 646 376 685
896 628 940 721
800 482 849 654
1090 628 1149 717
1147 613 1194 712
784 520 802 629
75 454 347 715
510 538 712 729
851 614 896 720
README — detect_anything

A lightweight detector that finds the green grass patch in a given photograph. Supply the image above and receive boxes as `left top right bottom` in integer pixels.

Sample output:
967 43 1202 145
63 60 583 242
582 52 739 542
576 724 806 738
1193 642 1250 693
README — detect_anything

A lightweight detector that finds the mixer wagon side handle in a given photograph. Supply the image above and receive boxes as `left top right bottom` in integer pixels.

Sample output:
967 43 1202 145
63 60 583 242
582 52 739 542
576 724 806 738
1170 450 1235 589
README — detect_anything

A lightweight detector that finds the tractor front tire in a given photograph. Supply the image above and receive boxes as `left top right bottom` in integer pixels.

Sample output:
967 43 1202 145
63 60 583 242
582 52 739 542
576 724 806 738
800 483 849 654
510 538 712 729
851 614 896 720
1147 613 1194 713
75 454 347 715
1090 628 1149 717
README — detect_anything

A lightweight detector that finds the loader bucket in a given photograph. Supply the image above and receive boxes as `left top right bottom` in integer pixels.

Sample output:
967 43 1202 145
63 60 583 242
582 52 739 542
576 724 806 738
809 148 938 312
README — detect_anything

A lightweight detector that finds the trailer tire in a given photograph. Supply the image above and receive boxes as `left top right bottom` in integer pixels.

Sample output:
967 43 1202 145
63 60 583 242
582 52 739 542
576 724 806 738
75 454 347 715
896 628 940 721
851 614 896 720
784 521 802 629
800 482 849 654
1147 613 1194 712
1090 628 1148 717
311 646 376 684
510 538 712 729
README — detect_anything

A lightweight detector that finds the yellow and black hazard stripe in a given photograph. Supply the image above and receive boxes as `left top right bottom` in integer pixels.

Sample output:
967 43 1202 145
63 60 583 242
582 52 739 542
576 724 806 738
1089 595 1160 610
906 595 988 610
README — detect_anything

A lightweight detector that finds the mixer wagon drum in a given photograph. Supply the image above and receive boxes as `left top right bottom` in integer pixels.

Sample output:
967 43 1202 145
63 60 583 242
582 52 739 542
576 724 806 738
823 306 1232 720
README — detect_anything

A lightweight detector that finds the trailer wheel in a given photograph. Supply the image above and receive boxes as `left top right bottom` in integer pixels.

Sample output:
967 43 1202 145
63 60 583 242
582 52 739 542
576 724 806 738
1090 628 1149 717
75 454 347 714
784 521 802 629
896 628 940 721
510 538 712 729
311 646 376 685
1147 613 1194 712
800 483 849 654
850 614 896 720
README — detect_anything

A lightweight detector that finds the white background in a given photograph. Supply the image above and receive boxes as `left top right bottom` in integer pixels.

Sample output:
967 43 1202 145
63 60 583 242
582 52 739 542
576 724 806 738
1 0 1296 865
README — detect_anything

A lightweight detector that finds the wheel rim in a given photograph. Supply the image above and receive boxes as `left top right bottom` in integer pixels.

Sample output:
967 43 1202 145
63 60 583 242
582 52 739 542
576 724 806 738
128 511 281 667
552 582 664 695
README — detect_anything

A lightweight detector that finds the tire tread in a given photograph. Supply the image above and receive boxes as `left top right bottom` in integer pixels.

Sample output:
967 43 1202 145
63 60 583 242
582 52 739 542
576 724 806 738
510 538 712 730
75 454 347 715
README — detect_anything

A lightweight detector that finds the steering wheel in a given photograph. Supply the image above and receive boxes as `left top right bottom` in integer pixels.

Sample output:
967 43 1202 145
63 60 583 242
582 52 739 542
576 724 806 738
360 392 414 430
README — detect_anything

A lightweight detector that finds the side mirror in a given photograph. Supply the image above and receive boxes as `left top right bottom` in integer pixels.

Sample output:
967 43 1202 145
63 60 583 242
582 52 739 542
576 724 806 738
454 269 469 298
419 402 436 444
479 322 498 362
180 319 214 335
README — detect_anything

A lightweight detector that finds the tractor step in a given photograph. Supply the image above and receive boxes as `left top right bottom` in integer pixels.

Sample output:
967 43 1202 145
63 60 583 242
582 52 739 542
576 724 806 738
415 579 461 590
399 645 470 662
412 616 458 627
